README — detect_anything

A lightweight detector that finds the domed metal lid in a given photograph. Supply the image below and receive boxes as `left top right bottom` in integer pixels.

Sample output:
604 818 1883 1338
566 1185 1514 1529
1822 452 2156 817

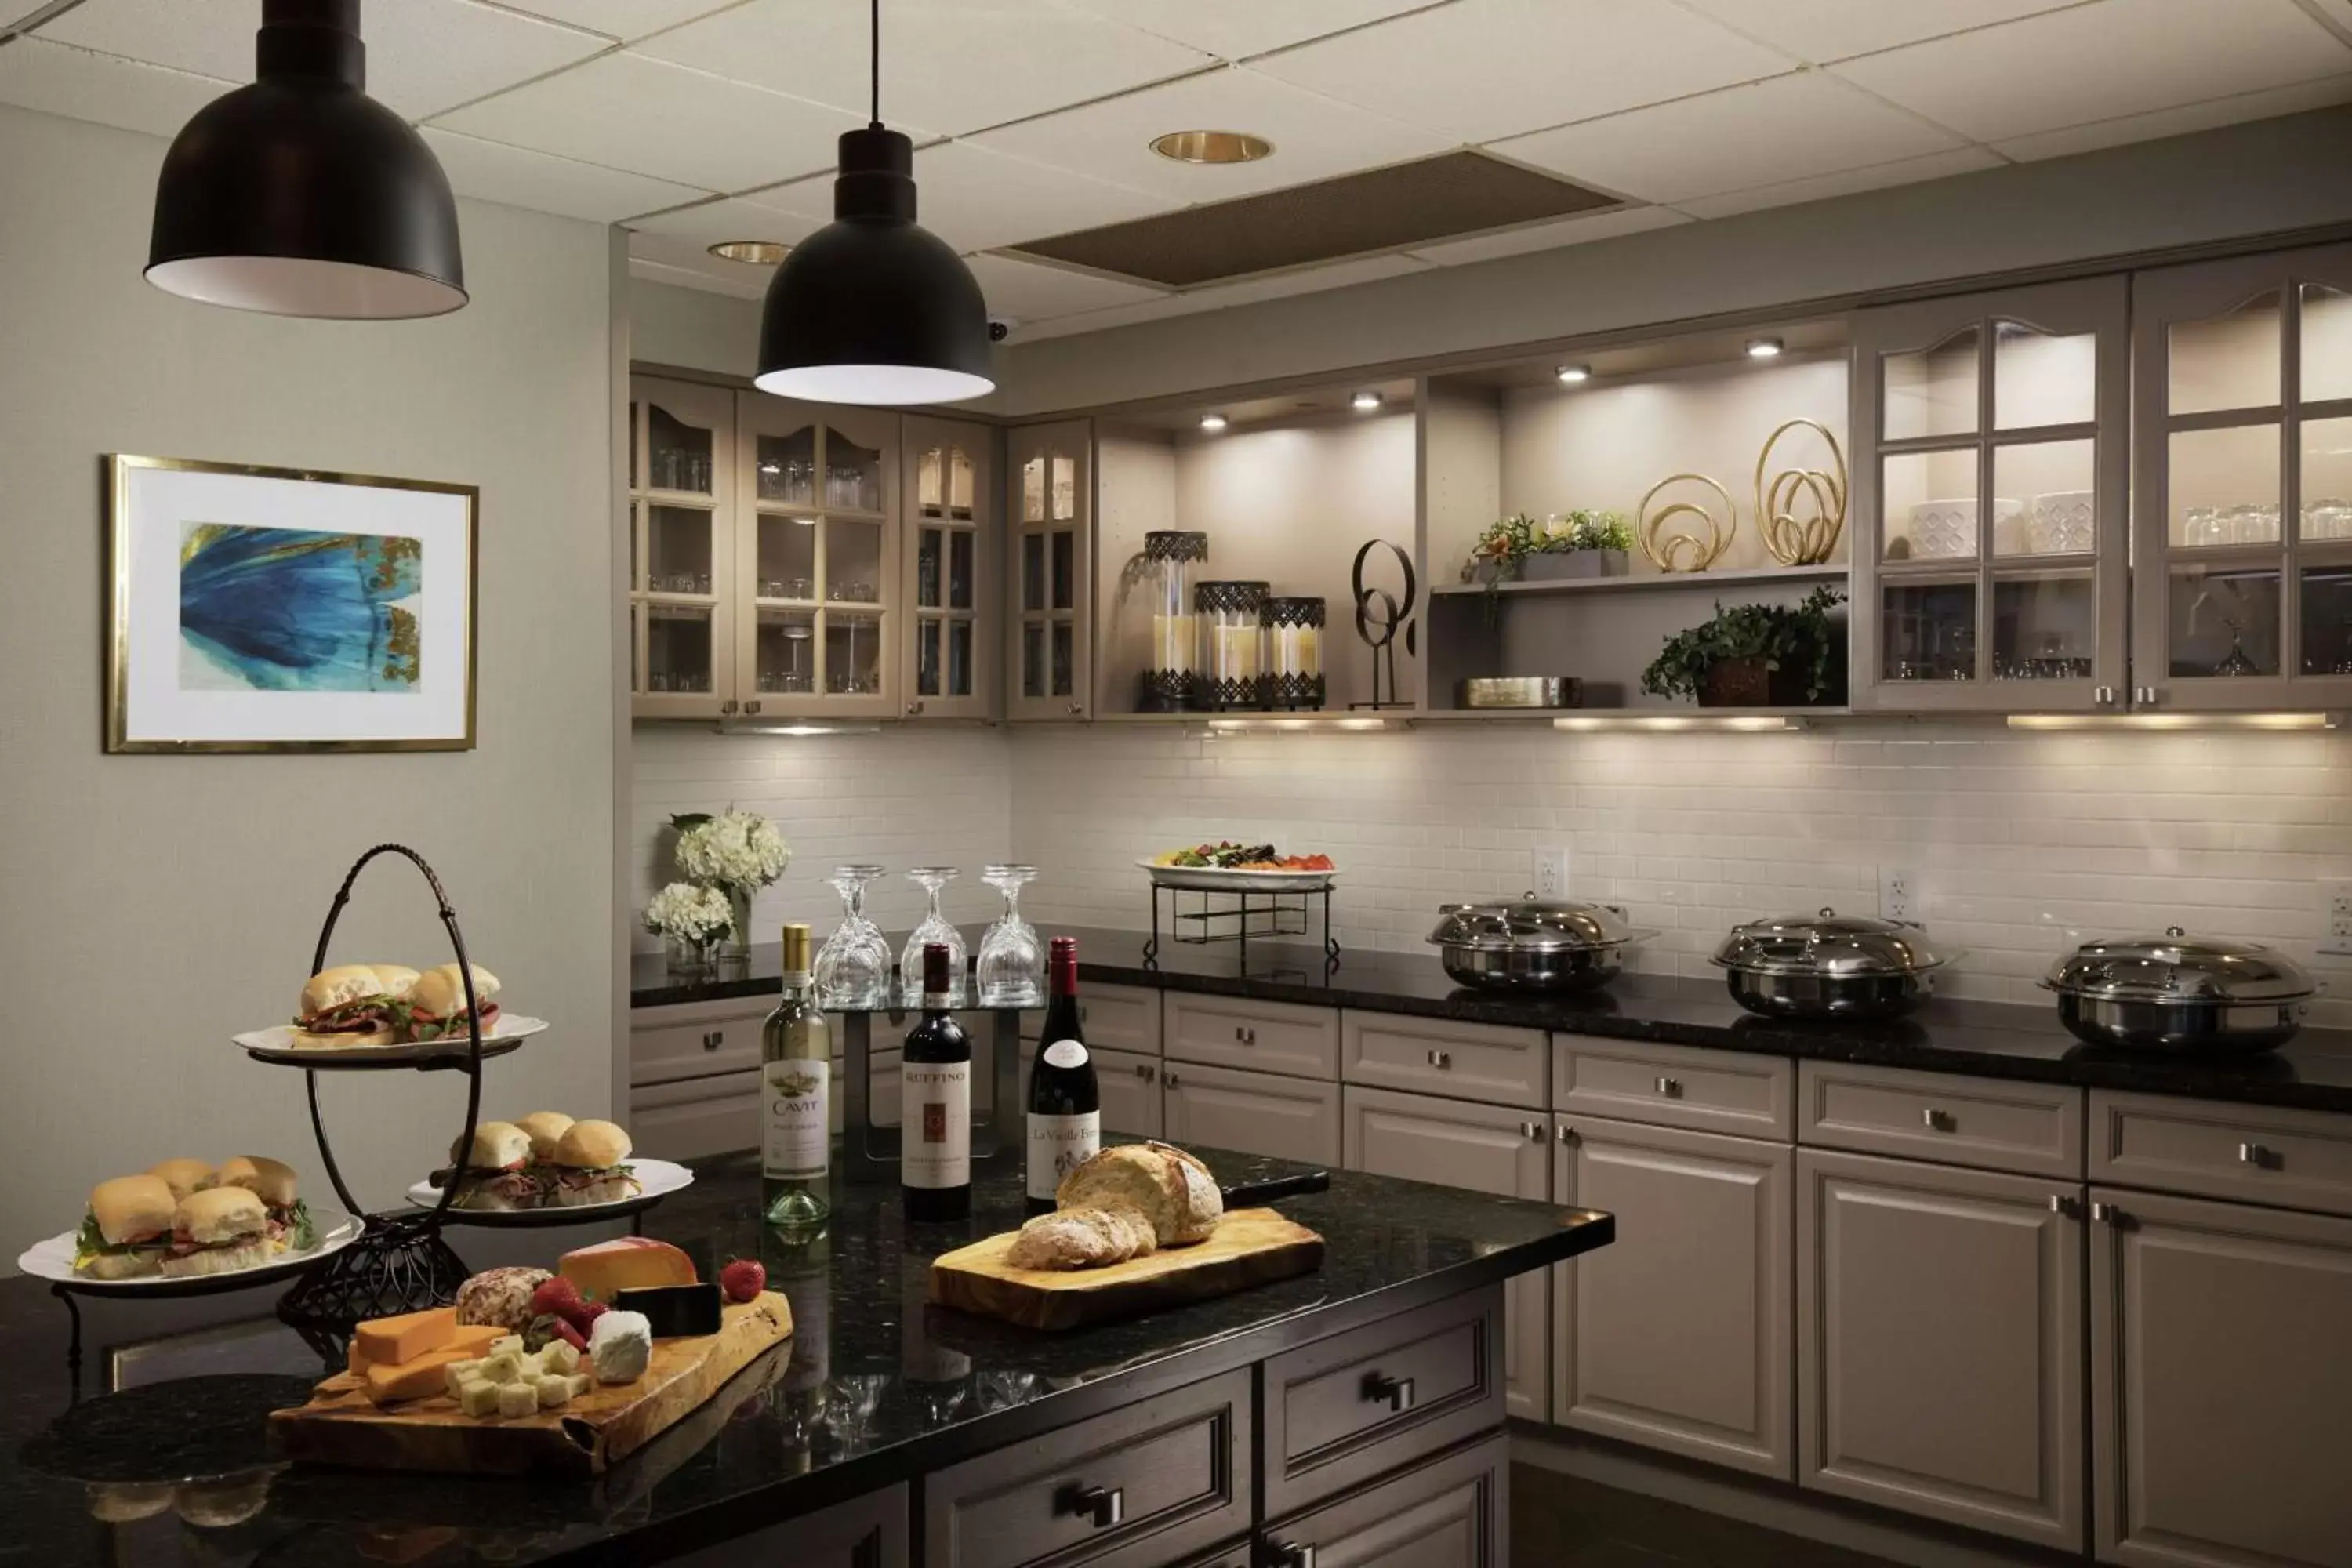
1710 908 1955 978
1428 896 1649 953
2042 927 2318 1004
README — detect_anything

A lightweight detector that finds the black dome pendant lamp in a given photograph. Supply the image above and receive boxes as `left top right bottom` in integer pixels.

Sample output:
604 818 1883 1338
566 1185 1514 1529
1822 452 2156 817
147 0 466 319
754 0 992 405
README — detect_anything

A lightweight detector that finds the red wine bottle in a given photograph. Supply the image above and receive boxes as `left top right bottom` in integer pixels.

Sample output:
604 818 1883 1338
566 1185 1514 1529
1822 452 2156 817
901 943 971 1222
1026 937 1098 1212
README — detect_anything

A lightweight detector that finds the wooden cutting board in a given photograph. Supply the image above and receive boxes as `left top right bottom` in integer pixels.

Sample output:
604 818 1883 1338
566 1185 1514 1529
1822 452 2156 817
270 1292 793 1477
929 1208 1323 1330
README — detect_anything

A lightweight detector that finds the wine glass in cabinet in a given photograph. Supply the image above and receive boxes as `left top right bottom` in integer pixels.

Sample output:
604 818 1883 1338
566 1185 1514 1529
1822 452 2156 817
902 416 997 719
1849 276 2129 711
2130 241 2352 710
1006 419 1091 720
630 376 735 720
734 397 900 718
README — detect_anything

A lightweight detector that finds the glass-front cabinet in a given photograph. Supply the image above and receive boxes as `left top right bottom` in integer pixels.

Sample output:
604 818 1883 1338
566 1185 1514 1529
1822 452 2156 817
629 376 735 720
901 416 996 718
1849 277 2129 711
2132 242 2352 710
1006 419 1092 720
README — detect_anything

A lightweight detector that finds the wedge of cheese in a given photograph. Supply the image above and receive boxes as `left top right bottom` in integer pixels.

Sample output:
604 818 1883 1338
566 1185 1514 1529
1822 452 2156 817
354 1307 459 1367
558 1236 696 1301
364 1345 480 1406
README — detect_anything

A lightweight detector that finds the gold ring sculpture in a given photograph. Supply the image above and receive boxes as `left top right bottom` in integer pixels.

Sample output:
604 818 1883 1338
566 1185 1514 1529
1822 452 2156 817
1638 473 1737 572
1754 419 1848 567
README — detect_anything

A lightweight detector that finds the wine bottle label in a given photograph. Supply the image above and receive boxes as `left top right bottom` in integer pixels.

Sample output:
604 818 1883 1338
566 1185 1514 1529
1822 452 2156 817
1042 1037 1089 1069
1028 1110 1100 1201
762 1058 828 1180
901 1060 971 1189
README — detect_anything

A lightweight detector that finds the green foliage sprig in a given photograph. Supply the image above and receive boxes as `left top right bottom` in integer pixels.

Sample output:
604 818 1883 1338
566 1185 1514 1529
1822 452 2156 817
1460 510 1632 586
1641 586 1847 704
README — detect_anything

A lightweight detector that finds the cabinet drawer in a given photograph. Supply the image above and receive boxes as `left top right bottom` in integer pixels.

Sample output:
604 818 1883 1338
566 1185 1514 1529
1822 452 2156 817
630 998 769 1087
630 1071 755 1162
2091 1091 2352 1218
924 1367 1249 1568
1261 1432 1508 1568
1162 1062 1340 1167
666 1483 906 1568
1555 1037 1794 1139
1024 982 1161 1055
1343 1012 1546 1109
1165 993 1338 1080
1261 1284 1504 1519
1799 1060 2082 1178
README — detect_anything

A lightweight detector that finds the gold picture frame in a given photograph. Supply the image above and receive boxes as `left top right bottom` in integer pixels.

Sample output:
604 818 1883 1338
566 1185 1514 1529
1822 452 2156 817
105 454 479 753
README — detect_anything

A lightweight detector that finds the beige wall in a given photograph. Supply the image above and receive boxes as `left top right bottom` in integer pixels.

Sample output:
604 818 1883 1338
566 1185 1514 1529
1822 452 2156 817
0 105 619 1266
628 276 761 382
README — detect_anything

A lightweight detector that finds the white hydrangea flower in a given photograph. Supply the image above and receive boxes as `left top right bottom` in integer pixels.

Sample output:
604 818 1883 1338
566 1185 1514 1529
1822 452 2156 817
675 808 791 893
644 881 734 944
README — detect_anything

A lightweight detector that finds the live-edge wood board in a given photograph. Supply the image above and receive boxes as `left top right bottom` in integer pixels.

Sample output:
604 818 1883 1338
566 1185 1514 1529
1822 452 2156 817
929 1208 1323 1330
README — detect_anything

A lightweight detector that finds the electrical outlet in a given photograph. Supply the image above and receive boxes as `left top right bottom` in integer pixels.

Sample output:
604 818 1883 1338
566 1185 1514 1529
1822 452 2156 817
2321 880 2352 958
1534 847 1572 901
1878 867 1917 924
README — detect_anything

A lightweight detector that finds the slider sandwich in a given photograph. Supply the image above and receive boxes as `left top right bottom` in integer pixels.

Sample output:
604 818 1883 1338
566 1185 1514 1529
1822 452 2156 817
292 964 422 1047
443 1121 540 1210
160 1186 279 1277
543 1120 641 1208
74 1174 176 1279
403 963 500 1042
219 1155 313 1249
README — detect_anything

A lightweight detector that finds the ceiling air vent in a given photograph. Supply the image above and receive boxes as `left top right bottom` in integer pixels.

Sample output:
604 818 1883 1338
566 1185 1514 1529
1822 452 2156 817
1005 150 1621 289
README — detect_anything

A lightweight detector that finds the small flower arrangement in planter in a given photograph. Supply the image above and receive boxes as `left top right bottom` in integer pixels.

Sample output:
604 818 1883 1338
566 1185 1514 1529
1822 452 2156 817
1462 511 1634 601
1641 586 1848 708
645 881 736 978
671 808 790 958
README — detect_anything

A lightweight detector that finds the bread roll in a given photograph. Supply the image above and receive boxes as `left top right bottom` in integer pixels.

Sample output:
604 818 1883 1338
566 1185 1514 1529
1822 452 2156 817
514 1111 574 1163
452 1121 529 1171
158 1238 275 1278
217 1155 296 1209
291 1024 395 1050
91 1174 176 1245
300 964 398 1014
176 1185 267 1244
408 963 500 1017
147 1157 215 1200
551 1119 630 1170
372 964 421 998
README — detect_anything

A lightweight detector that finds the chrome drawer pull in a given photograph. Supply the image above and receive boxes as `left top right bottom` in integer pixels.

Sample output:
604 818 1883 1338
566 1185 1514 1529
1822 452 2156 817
1555 1123 1575 1143
2239 1142 2274 1167
1428 1048 1452 1069
702 1030 724 1051
1236 1026 1256 1045
1363 1372 1415 1412
1922 1108 1952 1131
1164 1070 1181 1089
2091 1201 2122 1225
1269 1542 1316 1568
1135 1063 1154 1081
1521 1120 1541 1140
1064 1484 1123 1529
1655 1076 1681 1098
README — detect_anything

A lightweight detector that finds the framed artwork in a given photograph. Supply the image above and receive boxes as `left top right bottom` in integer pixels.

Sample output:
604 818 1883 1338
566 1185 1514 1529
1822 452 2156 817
106 455 477 753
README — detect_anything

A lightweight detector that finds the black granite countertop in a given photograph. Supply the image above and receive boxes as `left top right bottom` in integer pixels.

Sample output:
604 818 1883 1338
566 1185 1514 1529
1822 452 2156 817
0 1149 1607 1568
634 927 2352 1115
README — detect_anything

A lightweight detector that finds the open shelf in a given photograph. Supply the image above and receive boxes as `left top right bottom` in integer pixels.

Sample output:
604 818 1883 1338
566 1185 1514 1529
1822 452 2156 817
1433 562 1849 598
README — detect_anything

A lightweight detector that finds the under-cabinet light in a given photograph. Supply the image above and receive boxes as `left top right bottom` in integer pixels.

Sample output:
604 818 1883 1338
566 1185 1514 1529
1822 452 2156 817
1555 365 1591 384
2005 713 2337 731
1195 717 1395 735
1351 390 1383 411
716 720 884 738
1552 714 1802 732
1199 412 1229 431
1745 336 1784 359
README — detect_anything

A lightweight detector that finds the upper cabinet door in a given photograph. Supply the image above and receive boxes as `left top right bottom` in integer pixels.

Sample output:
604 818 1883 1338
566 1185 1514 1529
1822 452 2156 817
2132 242 2352 712
1005 419 1093 721
1849 276 2129 713
901 416 997 720
630 376 737 720
735 397 900 719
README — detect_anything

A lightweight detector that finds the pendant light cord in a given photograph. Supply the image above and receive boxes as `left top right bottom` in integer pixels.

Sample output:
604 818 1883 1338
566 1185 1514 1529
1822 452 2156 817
869 0 880 129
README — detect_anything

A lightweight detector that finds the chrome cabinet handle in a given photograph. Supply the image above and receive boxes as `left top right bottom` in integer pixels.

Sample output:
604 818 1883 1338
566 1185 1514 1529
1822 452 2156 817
720 699 739 714
1136 1063 1155 1082
1555 1123 1575 1143
745 700 762 714
2049 1194 2077 1217
906 700 924 715
1064 1485 1123 1529
2094 684 2116 706
1428 1048 1452 1069
1655 1076 1681 1098
1236 1026 1256 1045
1268 1543 1316 1568
1521 1121 1542 1140
702 1029 724 1051
1164 1070 1181 1089
1922 1108 1952 1131
1066 702 1084 716
2239 1142 2273 1167
1363 1372 1415 1412
2091 1201 2122 1224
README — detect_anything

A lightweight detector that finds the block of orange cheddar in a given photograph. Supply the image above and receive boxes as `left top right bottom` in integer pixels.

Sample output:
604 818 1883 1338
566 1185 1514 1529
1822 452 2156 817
354 1307 459 1367
349 1317 503 1374
364 1345 477 1406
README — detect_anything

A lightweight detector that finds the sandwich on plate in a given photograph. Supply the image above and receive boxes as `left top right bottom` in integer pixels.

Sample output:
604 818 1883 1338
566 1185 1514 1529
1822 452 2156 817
514 1110 574 1164
219 1154 314 1249
443 1121 541 1210
291 964 423 1047
403 963 500 1042
543 1120 641 1207
161 1185 280 1277
74 1174 177 1279
147 1157 215 1200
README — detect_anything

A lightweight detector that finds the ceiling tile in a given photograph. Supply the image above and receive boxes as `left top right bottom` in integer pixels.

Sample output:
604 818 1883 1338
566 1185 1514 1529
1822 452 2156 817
1675 0 2085 64
434 52 856 191
909 143 1181 252
1832 0 2352 143
1491 71 1963 205
420 129 709 222
1060 0 1443 63
634 0 1212 139
629 252 769 299
968 65 1452 202
480 0 742 44
622 194 823 249
38 0 610 121
963 253 1167 323
1991 74 2352 160
1673 146 2003 218
1249 0 1792 143
0 36 230 140
1014 252 1428 338
1404 204 1691 265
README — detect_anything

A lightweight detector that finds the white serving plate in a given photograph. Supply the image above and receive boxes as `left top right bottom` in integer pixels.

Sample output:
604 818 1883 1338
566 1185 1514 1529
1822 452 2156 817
18 1208 365 1295
234 1014 549 1069
1137 858 1341 894
402 1157 695 1227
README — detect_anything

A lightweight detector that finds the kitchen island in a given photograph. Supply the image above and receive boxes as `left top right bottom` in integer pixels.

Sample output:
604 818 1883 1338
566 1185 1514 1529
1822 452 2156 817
0 1149 1610 1568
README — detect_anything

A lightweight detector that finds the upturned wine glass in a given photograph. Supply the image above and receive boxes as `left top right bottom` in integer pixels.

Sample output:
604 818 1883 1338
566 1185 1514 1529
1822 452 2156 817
975 864 1043 1007
814 865 891 1009
898 866 964 1002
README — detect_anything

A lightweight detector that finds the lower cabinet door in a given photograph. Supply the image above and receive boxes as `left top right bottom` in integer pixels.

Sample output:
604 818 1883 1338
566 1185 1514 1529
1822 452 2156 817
1163 1061 1341 1166
1797 1149 2083 1551
1343 1086 1551 1421
1260 1432 1508 1568
1094 1045 1164 1138
662 1481 907 1567
2092 1187 2352 1568
630 1070 757 1161
1554 1116 1793 1479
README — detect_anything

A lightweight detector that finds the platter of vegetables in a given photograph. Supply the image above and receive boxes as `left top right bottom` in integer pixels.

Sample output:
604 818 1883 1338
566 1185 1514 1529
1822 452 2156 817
1139 841 1339 892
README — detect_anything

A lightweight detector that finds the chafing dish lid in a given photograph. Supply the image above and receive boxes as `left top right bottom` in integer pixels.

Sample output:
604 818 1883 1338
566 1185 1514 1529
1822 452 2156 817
1710 907 1954 978
2042 927 2317 1004
1428 896 1647 953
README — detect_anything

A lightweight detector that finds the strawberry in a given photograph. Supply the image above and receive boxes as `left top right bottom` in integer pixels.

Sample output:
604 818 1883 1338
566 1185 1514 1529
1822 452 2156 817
576 1299 609 1333
532 1276 586 1323
553 1318 587 1353
720 1258 766 1303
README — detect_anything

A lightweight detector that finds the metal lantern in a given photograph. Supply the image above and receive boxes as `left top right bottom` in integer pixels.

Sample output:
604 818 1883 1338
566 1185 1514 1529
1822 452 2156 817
1195 580 1269 711
1261 596 1327 710
1138 531 1209 712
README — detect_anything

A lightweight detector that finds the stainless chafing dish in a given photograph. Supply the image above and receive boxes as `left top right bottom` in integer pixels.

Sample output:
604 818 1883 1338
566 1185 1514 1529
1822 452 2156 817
1711 907 1957 1021
2042 927 2318 1054
1428 896 1653 993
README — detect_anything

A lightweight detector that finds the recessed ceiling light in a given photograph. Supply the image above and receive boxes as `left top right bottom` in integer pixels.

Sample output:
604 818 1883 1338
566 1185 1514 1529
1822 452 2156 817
710 240 788 265
1555 364 1590 384
1746 336 1784 359
1351 390 1382 412
1200 412 1229 431
1150 130 1274 165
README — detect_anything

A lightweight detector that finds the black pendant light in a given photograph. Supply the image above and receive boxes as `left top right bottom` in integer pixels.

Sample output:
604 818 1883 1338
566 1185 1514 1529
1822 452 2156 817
147 0 465 319
754 0 993 405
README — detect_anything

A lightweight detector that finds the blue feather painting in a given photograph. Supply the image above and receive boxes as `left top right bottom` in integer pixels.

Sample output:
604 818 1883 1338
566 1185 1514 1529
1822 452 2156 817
177 524 423 692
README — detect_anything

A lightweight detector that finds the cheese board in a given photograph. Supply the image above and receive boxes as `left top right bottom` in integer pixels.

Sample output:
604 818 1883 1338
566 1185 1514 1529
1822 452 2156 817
269 1291 793 1476
929 1208 1325 1330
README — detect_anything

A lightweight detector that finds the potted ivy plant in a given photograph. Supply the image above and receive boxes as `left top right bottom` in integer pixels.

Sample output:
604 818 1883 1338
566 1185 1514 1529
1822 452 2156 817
1641 586 1848 707
1461 510 1633 596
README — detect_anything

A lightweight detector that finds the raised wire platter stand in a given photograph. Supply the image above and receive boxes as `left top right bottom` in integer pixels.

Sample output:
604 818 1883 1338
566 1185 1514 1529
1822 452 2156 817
835 978 1026 1185
1145 884 1341 980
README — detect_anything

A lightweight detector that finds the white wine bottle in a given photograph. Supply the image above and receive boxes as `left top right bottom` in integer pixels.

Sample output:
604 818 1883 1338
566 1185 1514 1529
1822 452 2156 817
761 923 829 1233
